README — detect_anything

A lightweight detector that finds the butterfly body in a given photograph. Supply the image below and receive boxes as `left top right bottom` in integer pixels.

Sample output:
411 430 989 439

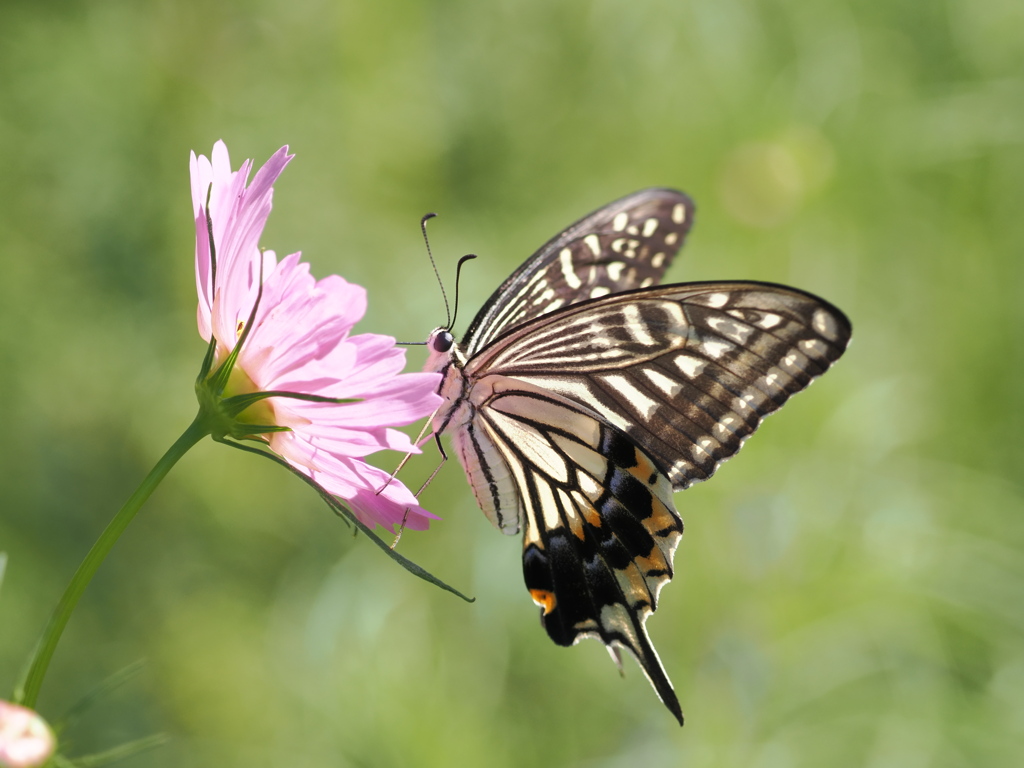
424 189 851 726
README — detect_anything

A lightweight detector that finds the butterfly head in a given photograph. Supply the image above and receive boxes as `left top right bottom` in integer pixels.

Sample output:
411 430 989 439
429 327 455 354
424 327 465 376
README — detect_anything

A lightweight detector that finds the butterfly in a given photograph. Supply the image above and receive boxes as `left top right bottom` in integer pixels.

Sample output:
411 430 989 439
422 188 851 725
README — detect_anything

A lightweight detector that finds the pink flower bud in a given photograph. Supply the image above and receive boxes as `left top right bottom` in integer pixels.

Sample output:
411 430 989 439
0 701 55 768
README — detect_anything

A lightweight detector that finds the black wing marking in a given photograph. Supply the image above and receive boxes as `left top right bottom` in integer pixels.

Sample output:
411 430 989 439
472 381 685 724
463 189 695 357
467 281 852 491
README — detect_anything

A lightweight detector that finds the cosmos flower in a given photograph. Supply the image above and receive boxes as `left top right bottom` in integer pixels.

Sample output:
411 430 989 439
0 701 54 768
191 141 441 531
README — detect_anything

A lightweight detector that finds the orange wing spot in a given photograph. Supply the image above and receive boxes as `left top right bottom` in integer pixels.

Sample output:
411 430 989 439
635 547 670 576
614 563 653 610
560 490 587 540
530 589 557 615
581 500 603 529
644 496 681 538
627 452 659 486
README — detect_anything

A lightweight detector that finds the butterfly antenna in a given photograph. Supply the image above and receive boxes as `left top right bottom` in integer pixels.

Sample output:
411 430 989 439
421 213 451 328
394 213 448 347
446 253 478 332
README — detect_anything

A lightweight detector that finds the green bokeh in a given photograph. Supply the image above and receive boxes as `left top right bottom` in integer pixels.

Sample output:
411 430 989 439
2 0 1022 765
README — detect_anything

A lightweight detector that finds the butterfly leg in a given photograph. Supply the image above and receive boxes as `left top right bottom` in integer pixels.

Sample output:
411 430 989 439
413 446 449 498
374 405 444 496
390 507 412 549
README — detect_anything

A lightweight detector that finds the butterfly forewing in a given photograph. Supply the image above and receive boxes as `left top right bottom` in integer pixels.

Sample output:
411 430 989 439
424 188 851 727
464 281 850 490
463 189 695 357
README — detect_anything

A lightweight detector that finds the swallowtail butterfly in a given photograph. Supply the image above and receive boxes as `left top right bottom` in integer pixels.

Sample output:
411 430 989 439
423 189 851 725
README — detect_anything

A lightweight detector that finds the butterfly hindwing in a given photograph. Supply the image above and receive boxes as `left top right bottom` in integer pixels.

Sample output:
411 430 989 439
464 188 695 356
471 380 685 723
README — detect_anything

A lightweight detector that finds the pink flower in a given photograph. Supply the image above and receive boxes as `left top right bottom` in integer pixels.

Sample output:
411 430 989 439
191 141 442 531
0 701 54 768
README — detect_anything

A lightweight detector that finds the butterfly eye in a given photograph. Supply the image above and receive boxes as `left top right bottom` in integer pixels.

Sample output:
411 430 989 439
431 330 455 353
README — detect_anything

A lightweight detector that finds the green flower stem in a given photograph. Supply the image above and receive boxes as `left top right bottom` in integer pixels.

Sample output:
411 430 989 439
14 415 209 708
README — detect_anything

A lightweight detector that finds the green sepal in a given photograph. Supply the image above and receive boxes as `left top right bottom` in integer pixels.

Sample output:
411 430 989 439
221 390 362 419
195 191 221 387
195 335 218 387
228 423 292 438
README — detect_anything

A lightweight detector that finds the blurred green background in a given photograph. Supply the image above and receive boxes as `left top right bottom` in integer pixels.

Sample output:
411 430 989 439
1 0 1022 765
